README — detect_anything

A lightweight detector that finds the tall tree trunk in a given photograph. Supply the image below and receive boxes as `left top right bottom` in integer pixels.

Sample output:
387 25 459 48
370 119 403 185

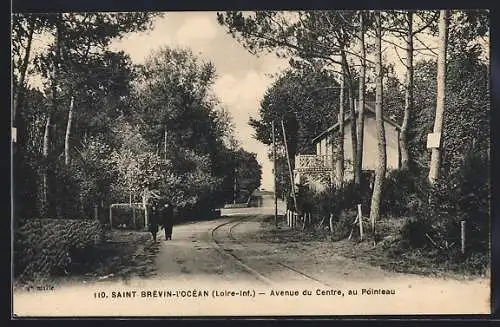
348 87 358 185
142 190 149 230
42 113 51 214
341 51 359 185
41 13 63 217
13 17 36 222
63 38 95 168
369 12 387 227
428 10 449 184
356 11 366 183
335 66 345 187
164 127 168 160
400 11 414 171
64 96 75 166
13 17 36 124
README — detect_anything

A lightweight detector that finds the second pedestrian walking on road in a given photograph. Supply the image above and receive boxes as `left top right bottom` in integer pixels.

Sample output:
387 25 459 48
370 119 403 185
149 203 160 242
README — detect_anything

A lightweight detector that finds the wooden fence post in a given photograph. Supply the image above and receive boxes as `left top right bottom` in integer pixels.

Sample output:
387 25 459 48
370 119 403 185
461 220 466 254
358 204 363 241
371 210 376 244
109 205 113 229
329 213 334 236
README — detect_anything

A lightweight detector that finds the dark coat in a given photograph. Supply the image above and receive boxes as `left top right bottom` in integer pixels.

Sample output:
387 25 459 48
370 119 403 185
160 204 174 227
149 206 160 233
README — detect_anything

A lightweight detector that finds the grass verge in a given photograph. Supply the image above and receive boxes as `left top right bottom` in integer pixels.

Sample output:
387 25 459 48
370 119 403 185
257 215 489 280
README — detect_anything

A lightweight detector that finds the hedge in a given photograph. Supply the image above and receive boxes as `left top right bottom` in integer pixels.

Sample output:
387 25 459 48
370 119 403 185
14 218 104 281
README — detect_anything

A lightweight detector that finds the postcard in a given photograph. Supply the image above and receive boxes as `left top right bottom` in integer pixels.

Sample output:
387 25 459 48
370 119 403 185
12 9 491 317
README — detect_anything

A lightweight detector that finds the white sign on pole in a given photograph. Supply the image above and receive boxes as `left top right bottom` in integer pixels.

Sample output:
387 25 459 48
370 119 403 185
12 127 17 143
426 132 441 149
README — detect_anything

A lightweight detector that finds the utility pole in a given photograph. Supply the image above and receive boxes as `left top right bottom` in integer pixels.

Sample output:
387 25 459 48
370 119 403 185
281 120 297 212
272 121 278 227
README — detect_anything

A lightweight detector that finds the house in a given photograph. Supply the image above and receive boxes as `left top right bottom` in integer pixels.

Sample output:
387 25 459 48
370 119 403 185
294 101 401 191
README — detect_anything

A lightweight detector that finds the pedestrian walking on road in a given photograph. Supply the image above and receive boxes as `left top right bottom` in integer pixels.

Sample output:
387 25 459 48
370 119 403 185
161 202 175 241
149 203 160 242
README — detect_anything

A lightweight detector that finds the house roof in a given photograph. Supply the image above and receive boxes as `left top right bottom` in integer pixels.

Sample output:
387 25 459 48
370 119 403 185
311 101 402 144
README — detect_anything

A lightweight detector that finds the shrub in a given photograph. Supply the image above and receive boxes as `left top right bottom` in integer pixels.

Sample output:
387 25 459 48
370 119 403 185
14 218 104 281
400 216 433 249
338 181 361 210
381 168 421 217
314 184 341 219
429 150 489 254
455 150 490 253
399 150 490 262
330 209 357 241
399 184 461 252
297 181 368 238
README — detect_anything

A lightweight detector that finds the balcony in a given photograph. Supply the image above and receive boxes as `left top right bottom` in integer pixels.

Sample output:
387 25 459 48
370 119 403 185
294 154 335 172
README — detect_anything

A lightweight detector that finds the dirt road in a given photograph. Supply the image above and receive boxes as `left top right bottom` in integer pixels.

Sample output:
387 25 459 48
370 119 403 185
14 192 490 316
147 192 490 314
150 191 286 285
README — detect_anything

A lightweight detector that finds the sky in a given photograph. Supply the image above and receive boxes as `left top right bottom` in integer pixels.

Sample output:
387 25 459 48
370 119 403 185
110 12 289 190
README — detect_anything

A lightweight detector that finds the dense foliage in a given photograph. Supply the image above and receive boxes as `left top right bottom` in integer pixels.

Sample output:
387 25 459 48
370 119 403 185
12 13 263 280
13 15 262 224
